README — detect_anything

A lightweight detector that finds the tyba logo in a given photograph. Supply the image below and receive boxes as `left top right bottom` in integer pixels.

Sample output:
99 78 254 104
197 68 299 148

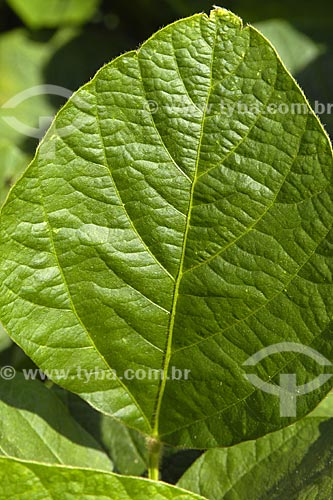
243 342 332 417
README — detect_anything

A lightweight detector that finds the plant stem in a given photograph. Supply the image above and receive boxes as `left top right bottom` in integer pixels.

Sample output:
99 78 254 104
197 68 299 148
147 437 162 481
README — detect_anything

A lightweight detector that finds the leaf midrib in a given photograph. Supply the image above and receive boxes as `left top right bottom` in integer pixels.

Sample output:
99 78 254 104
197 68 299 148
150 18 220 437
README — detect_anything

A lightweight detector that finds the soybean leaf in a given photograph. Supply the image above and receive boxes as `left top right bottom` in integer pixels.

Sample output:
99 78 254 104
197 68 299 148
0 8 333 449
101 417 148 476
54 387 148 476
178 393 333 500
0 457 208 500
165 4 324 75
50 387 105 443
52 385 147 474
310 389 333 416
6 0 100 28
0 373 113 471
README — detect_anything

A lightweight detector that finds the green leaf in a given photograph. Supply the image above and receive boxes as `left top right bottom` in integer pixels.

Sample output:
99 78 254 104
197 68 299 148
0 373 113 471
0 7 333 448
177 394 333 500
0 457 208 500
309 389 333 417
253 19 323 74
101 416 148 476
0 457 209 500
0 28 73 146
7 0 100 28
54 387 148 476
50 386 105 443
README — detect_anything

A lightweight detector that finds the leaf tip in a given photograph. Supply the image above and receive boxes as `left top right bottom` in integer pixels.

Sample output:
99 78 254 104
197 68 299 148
211 5 230 16
210 5 243 27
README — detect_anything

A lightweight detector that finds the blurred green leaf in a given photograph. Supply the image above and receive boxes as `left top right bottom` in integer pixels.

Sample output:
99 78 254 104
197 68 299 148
6 0 100 29
51 388 103 441
178 395 333 500
52 383 152 478
0 373 113 470
52 387 148 476
0 28 75 146
0 140 27 204
100 417 148 476
0 28 77 203
253 19 323 74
